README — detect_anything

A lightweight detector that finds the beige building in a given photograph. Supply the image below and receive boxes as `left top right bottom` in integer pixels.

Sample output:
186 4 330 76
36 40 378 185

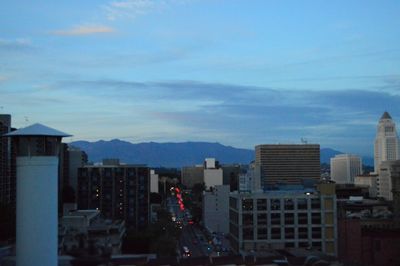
378 160 400 200
255 144 320 187
229 182 337 256
330 154 362 184
374 112 399 173
355 174 378 198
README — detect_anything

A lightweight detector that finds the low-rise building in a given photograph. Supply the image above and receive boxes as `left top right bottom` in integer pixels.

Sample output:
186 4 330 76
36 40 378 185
59 209 126 256
229 182 337 256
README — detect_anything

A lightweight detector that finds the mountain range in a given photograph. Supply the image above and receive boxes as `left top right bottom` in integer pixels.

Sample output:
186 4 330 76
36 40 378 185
70 139 373 167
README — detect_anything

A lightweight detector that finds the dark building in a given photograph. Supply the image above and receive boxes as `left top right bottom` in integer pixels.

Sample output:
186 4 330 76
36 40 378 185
77 159 150 229
255 144 320 187
221 164 241 191
0 115 15 205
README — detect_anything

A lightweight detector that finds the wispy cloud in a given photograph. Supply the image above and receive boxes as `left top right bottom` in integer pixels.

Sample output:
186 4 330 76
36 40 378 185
52 25 115 36
0 38 34 52
103 0 192 20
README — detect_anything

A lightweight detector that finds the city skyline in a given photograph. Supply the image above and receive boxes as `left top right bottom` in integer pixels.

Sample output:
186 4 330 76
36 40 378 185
1 1 400 156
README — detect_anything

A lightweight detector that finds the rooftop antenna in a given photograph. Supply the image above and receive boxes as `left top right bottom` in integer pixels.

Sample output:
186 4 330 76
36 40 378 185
301 137 308 144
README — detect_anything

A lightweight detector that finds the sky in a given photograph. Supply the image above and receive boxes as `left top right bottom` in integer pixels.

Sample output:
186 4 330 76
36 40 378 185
1 0 400 156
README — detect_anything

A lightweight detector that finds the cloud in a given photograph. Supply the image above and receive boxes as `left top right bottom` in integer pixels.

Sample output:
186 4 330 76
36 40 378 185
0 38 34 52
103 0 192 20
43 78 400 154
0 75 9 82
52 25 115 36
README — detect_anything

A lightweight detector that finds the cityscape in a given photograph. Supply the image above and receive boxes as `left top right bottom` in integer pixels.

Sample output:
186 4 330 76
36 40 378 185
1 1 400 266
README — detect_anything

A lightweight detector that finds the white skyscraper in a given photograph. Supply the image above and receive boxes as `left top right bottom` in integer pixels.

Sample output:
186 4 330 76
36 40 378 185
330 154 362 184
374 111 400 173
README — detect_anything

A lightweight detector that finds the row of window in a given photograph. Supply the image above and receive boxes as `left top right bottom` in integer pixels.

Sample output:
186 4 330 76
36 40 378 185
240 198 321 211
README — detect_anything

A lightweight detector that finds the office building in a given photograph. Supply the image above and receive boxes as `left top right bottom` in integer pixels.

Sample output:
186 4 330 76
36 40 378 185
203 185 230 234
77 159 150 229
181 165 204 189
374 111 399 173
330 154 362 184
229 182 337 256
377 160 400 200
255 144 320 187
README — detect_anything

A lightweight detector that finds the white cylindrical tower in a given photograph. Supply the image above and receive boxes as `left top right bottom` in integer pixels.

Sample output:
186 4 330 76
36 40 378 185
5 123 71 266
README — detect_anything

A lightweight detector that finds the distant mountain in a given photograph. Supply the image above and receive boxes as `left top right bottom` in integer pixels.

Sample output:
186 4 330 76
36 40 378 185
320 148 343 164
70 139 374 167
70 139 254 167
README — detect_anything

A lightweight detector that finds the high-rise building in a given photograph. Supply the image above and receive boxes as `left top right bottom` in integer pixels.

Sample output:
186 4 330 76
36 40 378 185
0 114 12 204
255 144 320 187
229 182 337 255
377 160 400 200
374 111 399 173
330 154 362 184
77 159 150 229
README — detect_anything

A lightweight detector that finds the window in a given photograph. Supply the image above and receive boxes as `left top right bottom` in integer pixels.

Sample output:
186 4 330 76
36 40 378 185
242 199 253 211
312 227 322 238
257 199 267 211
297 198 307 210
257 228 268 240
285 228 295 239
285 213 294 224
243 228 253 240
271 199 280 210
271 213 280 225
311 213 321 224
284 199 294 210
257 213 267 225
298 213 308 225
242 214 253 226
271 228 280 239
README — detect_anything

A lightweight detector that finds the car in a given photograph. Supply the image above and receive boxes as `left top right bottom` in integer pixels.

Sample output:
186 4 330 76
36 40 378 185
182 246 191 257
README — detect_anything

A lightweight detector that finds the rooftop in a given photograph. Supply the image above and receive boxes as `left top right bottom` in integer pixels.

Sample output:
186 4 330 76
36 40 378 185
4 123 71 137
381 111 392 120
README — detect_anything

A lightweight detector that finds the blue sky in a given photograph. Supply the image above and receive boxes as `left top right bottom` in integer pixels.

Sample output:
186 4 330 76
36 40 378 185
1 0 400 156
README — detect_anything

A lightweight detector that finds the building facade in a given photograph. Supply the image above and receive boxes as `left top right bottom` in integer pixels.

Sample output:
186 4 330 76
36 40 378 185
60 209 126 255
0 115 15 204
181 165 204 189
229 183 337 256
330 154 362 184
77 160 150 229
378 160 400 200
355 174 378 198
374 111 399 173
255 144 320 187
203 185 230 234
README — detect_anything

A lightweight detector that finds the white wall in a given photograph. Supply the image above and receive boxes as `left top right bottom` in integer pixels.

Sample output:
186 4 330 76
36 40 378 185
17 156 58 266
204 168 223 189
203 185 230 234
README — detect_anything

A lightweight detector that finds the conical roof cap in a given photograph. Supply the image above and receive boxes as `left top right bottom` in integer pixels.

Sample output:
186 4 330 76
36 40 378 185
4 123 72 137
380 111 392 120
